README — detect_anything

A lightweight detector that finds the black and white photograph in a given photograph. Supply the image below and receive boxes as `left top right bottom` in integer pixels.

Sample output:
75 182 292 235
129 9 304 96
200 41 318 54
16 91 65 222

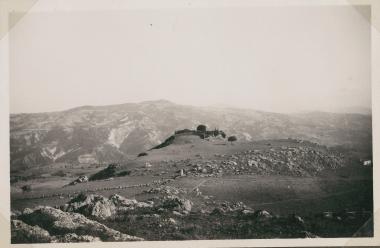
1 0 379 247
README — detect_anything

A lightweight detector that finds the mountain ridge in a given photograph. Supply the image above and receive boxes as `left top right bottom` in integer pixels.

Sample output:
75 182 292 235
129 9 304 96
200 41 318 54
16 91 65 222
10 99 371 116
10 100 372 171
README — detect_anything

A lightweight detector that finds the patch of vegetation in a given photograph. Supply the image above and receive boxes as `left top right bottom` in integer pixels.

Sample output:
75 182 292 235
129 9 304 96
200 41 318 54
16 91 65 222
196 125 207 132
137 152 148 157
228 136 237 144
151 135 175 150
89 164 119 181
21 185 32 192
89 164 132 181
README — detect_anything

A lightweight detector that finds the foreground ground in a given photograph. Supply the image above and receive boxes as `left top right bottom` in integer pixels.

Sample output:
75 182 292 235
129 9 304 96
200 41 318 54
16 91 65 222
10 138 373 242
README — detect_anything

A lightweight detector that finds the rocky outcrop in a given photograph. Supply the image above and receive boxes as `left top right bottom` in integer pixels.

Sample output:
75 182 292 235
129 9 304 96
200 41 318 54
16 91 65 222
63 194 116 219
18 206 143 242
11 219 53 243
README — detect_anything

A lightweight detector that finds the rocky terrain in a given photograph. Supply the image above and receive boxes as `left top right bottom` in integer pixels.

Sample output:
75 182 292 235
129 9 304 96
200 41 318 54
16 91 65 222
10 100 372 172
11 190 372 243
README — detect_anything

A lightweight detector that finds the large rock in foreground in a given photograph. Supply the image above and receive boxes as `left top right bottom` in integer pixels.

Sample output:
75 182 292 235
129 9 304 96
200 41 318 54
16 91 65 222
64 194 117 219
17 206 143 242
11 219 53 243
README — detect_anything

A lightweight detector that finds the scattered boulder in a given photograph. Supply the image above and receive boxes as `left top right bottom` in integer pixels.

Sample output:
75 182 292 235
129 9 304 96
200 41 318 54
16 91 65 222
109 194 153 210
161 196 192 213
242 209 255 215
248 160 258 167
168 218 177 225
193 187 202 196
69 175 88 186
291 214 305 224
22 208 34 215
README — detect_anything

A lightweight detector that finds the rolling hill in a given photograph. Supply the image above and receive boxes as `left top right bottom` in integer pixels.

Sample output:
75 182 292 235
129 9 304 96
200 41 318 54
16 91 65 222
10 100 372 171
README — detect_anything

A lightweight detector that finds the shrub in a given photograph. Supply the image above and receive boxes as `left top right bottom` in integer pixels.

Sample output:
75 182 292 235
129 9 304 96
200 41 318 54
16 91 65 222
138 152 148 157
21 185 32 192
220 131 226 138
228 136 237 144
196 125 207 132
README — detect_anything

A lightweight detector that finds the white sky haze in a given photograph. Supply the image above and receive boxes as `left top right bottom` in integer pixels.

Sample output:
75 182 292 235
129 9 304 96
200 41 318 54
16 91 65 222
9 4 371 113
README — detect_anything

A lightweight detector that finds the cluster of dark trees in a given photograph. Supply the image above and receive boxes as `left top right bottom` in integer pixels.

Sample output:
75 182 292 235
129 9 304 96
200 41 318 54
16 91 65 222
89 163 130 181
151 124 238 152
196 125 237 143
195 125 226 139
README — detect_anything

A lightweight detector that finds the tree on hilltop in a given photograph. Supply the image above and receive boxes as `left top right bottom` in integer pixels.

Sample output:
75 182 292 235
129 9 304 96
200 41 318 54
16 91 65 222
196 124 207 132
228 136 237 144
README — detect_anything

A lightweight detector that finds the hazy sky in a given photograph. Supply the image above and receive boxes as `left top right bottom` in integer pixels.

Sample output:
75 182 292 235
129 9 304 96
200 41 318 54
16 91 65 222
10 5 371 113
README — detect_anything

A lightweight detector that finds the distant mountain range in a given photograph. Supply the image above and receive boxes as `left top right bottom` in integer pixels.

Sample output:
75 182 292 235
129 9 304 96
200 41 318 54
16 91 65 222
10 100 372 170
333 106 372 115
